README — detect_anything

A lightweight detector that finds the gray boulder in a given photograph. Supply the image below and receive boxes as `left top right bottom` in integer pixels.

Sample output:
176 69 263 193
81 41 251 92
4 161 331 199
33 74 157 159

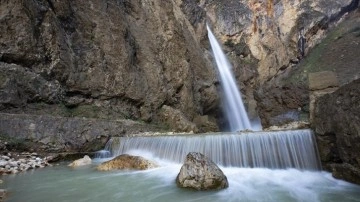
176 152 228 190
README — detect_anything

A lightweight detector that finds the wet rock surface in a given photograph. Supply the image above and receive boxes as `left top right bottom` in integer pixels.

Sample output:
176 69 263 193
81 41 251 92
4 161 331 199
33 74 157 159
314 78 360 185
176 152 228 190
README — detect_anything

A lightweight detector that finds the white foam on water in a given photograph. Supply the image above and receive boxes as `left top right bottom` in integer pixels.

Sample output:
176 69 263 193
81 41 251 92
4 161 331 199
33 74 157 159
139 164 360 202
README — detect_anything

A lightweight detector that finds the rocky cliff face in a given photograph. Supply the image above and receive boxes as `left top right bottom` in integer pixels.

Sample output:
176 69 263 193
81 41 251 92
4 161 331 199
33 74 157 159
0 1 359 140
182 0 359 127
314 79 360 185
253 4 360 127
0 0 220 133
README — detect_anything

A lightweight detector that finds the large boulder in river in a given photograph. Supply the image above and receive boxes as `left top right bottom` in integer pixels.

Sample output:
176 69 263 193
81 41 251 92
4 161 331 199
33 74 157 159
96 154 158 171
68 155 92 167
176 152 228 190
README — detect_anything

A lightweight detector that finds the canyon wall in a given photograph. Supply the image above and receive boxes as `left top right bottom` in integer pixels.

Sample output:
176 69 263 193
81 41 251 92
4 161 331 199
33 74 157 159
0 0 219 134
200 0 359 126
0 0 359 152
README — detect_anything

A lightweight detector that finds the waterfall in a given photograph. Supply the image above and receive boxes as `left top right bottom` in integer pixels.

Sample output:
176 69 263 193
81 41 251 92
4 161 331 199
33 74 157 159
102 129 321 170
207 25 252 131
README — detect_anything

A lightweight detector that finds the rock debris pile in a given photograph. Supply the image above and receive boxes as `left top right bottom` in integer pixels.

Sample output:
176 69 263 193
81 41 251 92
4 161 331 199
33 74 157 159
0 152 51 175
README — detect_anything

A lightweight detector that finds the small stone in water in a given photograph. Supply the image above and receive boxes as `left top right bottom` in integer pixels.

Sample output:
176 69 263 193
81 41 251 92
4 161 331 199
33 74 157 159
0 189 7 199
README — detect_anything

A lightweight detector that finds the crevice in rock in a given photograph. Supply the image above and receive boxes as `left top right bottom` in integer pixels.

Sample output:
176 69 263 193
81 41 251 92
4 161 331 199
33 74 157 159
46 0 56 14
124 28 138 66
65 90 93 99
180 0 206 26
119 0 135 14
0 53 37 68
57 15 76 35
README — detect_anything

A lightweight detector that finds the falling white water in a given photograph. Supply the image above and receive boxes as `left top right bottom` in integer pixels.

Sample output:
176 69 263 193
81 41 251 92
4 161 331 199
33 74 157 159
207 25 252 131
102 129 321 170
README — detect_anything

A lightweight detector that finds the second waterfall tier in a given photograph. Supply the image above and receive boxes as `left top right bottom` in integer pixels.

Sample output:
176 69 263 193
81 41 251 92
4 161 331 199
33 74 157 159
101 129 321 170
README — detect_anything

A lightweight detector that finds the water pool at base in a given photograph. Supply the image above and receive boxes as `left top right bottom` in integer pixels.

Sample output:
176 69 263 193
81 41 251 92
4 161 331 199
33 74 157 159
2 160 360 202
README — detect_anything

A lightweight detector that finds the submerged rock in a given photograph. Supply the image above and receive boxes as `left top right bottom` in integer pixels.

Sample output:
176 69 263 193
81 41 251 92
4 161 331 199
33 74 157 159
0 189 7 202
176 152 228 190
96 154 158 171
68 155 92 167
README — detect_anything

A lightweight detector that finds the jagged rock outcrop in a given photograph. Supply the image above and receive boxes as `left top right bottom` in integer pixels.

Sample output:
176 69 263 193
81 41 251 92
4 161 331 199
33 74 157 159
96 154 158 171
176 152 228 190
314 78 360 185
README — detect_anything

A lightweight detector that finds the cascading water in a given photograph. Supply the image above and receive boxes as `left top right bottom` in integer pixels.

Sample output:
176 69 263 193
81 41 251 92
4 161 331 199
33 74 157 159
207 25 253 131
102 129 321 170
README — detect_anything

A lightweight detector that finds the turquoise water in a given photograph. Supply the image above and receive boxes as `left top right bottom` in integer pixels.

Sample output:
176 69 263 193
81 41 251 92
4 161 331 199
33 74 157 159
2 159 360 202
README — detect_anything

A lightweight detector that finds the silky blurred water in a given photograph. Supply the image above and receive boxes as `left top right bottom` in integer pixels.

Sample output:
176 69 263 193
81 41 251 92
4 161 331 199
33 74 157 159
2 157 360 202
106 130 322 170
